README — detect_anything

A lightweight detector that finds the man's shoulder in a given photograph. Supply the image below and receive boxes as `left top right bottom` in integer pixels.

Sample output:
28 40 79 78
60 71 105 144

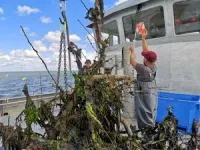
135 63 147 73
136 63 146 69
78 66 86 74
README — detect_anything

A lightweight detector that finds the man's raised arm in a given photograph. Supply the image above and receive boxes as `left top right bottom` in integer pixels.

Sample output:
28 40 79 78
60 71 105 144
130 46 137 68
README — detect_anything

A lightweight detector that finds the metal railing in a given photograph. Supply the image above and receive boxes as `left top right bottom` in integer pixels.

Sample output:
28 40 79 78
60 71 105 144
32 86 55 96
0 94 58 107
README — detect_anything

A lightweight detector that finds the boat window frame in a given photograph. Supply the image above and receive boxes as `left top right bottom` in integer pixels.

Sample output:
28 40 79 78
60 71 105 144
122 5 167 42
100 20 120 47
172 0 200 36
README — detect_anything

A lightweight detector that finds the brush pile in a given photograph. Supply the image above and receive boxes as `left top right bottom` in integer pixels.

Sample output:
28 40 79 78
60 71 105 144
0 75 199 150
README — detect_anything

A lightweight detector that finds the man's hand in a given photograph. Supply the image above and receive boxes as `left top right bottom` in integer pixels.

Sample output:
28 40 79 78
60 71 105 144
141 29 148 39
141 29 149 51
130 46 135 53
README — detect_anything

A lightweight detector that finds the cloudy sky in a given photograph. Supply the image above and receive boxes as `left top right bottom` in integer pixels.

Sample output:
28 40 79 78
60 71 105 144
0 0 128 72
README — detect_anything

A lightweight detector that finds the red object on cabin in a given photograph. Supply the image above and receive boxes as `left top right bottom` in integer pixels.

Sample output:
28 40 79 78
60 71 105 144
175 19 182 25
136 22 146 34
191 17 197 23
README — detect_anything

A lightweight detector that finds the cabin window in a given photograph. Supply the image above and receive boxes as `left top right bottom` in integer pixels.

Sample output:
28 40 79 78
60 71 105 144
122 6 166 42
173 1 200 35
101 20 120 46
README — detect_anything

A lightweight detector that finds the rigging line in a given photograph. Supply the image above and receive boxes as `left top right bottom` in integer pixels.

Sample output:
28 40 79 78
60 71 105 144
81 51 87 60
78 1 99 55
78 19 97 43
86 35 98 53
80 0 89 11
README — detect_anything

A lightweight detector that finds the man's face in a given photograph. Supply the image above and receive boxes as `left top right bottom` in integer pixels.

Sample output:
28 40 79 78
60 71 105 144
85 62 91 68
143 58 147 66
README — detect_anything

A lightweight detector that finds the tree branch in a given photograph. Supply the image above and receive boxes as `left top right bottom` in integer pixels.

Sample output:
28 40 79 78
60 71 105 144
20 26 58 87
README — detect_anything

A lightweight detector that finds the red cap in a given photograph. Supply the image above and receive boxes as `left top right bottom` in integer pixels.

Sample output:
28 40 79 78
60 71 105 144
142 51 157 62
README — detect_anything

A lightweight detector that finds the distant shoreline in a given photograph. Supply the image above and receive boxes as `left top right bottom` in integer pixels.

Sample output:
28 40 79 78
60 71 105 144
0 71 64 73
0 70 78 73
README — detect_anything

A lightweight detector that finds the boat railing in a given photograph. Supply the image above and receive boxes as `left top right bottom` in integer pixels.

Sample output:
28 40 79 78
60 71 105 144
0 93 59 116
32 86 55 95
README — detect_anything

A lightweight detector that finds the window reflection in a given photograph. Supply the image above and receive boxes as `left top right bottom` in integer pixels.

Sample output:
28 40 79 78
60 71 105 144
101 21 120 46
174 1 200 35
123 6 166 41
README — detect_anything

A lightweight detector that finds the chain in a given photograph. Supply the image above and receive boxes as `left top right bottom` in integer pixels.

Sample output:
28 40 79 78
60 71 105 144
56 32 64 93
63 32 68 91
60 0 69 91
56 31 68 93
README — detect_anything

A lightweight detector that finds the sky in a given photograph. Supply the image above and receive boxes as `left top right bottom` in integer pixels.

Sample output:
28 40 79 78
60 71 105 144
0 0 128 71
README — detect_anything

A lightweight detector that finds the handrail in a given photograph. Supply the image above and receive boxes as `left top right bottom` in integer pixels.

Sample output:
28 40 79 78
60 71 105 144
0 92 56 101
0 95 58 107
32 86 55 95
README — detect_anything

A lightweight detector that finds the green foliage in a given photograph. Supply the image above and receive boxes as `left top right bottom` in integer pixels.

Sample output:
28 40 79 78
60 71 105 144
23 84 38 134
86 103 102 128
73 72 86 100
56 141 61 150
38 101 54 123
24 105 38 127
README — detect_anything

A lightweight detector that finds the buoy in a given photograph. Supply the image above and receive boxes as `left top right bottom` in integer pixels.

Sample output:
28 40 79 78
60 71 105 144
22 77 26 81
5 98 9 103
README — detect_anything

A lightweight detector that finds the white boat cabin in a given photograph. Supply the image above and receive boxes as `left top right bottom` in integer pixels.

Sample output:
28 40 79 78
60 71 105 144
89 0 200 95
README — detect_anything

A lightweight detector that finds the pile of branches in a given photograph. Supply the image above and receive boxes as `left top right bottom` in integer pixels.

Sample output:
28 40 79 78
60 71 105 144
0 74 199 150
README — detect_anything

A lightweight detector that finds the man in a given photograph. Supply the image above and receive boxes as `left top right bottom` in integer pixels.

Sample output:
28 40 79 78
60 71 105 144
80 59 92 75
129 31 158 129
77 59 92 109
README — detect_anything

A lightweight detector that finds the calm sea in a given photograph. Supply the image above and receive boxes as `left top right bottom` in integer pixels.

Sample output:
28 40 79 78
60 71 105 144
0 71 74 100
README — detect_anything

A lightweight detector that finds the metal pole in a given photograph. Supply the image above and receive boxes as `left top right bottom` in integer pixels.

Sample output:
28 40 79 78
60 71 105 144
65 17 72 72
122 45 136 125
39 73 42 99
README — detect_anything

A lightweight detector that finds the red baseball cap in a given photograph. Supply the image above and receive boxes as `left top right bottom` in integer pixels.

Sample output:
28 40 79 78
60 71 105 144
142 51 157 62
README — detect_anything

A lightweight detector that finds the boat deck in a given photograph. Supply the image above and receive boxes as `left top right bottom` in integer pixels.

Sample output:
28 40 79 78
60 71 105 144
0 94 199 149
